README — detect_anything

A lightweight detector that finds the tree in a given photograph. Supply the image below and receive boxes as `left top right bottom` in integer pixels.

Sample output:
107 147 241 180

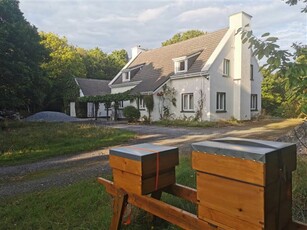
261 70 286 117
285 0 307 12
237 1 307 117
80 47 108 79
0 0 48 113
162 30 206 46
39 32 86 111
105 49 128 79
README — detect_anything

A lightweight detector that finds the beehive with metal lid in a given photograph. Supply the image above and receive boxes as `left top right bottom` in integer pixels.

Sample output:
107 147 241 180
191 137 297 230
110 143 179 195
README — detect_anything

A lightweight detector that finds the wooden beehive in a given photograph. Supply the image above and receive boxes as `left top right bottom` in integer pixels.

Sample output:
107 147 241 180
191 137 297 230
109 143 179 195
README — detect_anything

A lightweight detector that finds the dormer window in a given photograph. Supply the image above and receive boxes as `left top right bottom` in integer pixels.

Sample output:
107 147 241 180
122 72 130 82
172 51 202 74
173 57 188 73
179 61 185 71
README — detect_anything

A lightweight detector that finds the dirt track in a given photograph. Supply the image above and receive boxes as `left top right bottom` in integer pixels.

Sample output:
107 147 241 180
0 119 303 199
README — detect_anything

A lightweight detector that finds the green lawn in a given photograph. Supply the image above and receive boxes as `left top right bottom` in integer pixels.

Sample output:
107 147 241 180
0 157 194 230
0 121 135 165
1 156 306 229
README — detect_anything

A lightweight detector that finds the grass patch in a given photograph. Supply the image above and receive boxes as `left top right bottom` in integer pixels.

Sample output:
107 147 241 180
0 179 113 230
1 156 306 229
0 121 135 165
293 155 307 223
153 118 241 128
0 157 195 230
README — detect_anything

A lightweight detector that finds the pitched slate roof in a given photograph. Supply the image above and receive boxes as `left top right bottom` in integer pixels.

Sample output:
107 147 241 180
111 28 228 93
75 78 111 96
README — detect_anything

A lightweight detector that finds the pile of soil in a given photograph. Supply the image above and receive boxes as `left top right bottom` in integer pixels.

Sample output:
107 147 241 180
25 111 80 122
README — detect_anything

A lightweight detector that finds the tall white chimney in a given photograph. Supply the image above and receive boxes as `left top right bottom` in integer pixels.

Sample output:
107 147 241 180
230 12 252 120
131 45 146 59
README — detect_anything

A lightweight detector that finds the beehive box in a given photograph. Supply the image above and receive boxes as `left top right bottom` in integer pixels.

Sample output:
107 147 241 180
110 143 179 195
191 137 296 230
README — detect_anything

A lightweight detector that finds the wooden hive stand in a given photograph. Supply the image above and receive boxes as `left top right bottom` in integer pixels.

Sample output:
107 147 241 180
98 141 307 230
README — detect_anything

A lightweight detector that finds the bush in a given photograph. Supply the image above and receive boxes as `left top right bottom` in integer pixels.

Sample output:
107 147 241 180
123 106 140 122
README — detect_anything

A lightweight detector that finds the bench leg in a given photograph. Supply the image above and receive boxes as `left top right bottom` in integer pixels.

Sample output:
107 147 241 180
110 190 128 230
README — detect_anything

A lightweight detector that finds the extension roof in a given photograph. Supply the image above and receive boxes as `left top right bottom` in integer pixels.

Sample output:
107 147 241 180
75 78 111 96
110 28 228 93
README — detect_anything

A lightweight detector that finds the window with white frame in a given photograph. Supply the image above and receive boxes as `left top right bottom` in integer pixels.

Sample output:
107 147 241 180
122 72 130 82
139 97 145 109
223 59 230 76
118 101 124 109
251 94 257 110
250 64 254 80
173 58 188 73
182 93 194 111
216 92 226 111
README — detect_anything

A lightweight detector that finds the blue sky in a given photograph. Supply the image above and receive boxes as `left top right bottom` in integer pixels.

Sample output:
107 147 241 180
19 0 306 56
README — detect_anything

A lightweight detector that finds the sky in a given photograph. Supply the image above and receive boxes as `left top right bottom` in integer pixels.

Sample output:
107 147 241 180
19 0 307 57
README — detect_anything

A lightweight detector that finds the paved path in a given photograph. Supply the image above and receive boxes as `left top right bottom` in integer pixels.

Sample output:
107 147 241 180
0 119 302 198
113 119 303 154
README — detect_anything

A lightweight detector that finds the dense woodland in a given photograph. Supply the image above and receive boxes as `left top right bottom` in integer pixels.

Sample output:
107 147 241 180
0 0 128 113
0 0 306 117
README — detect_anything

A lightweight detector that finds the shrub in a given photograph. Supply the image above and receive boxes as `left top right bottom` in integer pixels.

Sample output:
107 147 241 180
123 106 140 122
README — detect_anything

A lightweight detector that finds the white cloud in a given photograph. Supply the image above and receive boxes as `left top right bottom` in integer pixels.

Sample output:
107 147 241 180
137 5 170 22
18 0 306 55
178 7 228 22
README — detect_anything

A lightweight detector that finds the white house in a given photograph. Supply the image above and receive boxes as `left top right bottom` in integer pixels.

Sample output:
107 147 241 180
108 12 262 121
70 78 111 118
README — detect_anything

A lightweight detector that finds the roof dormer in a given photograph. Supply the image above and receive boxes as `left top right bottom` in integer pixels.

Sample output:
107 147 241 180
172 50 202 74
121 63 145 83
122 71 130 82
173 56 188 73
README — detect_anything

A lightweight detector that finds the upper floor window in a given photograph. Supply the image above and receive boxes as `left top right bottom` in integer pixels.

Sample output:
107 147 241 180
172 51 202 75
174 59 188 73
216 92 226 112
251 94 257 111
223 59 230 77
250 64 254 80
173 56 188 73
122 72 130 82
182 93 194 111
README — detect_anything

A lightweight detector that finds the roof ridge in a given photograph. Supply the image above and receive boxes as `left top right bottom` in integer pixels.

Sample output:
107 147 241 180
140 27 229 55
76 77 110 82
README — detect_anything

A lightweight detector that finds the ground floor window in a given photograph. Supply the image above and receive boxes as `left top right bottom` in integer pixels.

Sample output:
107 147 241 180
182 93 194 111
118 101 124 109
216 92 226 112
251 94 257 110
139 97 145 109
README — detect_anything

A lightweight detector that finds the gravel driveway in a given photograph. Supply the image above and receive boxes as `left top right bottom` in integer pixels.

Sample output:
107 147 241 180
0 119 303 198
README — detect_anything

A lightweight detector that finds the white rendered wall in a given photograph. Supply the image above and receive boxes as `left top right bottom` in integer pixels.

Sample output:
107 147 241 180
167 76 209 121
70 102 76 117
208 31 235 121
